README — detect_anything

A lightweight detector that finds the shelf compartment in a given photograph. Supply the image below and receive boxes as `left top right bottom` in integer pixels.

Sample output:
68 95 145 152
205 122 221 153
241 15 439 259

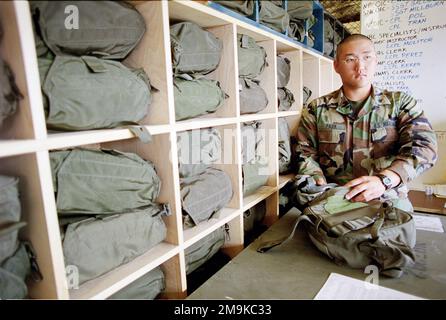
320 59 334 96
277 47 302 113
243 185 276 211
0 1 47 140
302 52 320 102
69 243 179 299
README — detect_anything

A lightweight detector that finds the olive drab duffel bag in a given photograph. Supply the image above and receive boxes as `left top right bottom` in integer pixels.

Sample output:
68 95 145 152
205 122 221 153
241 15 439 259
177 128 222 178
108 267 165 300
171 22 223 75
185 225 227 275
50 148 161 215
174 75 227 121
276 55 291 88
237 34 267 79
259 1 290 34
0 176 41 299
181 167 233 228
42 56 152 131
60 203 168 285
213 1 255 17
0 57 23 128
32 1 145 59
278 87 295 111
258 187 417 278
239 78 268 114
278 118 291 174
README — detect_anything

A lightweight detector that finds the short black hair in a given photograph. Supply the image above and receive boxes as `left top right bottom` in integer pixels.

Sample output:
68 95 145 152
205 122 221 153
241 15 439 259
335 34 374 60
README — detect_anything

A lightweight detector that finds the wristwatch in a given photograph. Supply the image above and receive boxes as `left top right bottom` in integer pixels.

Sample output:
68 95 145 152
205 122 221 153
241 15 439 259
376 173 393 190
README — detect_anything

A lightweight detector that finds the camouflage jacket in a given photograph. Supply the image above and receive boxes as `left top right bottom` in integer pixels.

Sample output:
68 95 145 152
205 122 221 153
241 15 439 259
294 86 438 207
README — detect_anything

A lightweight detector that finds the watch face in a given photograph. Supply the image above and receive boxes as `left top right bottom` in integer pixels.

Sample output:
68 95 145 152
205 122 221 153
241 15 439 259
382 176 392 188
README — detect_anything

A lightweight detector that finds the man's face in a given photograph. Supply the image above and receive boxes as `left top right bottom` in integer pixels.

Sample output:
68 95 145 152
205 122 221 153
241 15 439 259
333 39 377 90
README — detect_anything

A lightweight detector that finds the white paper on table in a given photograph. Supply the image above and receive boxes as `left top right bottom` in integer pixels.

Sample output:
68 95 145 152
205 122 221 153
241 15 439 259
314 273 423 300
413 215 444 233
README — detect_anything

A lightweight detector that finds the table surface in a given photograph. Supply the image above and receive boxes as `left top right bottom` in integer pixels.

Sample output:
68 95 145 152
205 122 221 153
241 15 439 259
409 190 446 215
188 209 446 300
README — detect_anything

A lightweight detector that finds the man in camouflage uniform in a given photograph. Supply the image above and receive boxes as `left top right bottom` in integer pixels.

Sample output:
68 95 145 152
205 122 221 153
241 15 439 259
295 34 438 210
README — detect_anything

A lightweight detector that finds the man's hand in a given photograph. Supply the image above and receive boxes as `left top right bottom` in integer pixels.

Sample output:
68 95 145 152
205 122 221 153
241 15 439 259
344 176 385 202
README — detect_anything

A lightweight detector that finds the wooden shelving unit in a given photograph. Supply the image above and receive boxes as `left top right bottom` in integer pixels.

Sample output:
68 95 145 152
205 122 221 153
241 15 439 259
0 0 342 299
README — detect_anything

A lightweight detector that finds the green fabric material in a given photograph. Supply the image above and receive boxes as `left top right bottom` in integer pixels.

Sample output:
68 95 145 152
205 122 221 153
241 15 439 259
243 161 269 196
287 1 313 20
0 176 22 265
239 78 268 114
171 22 223 75
185 226 226 275
62 204 168 285
303 86 312 105
50 148 161 215
213 1 254 16
0 244 30 299
278 118 291 174
243 200 266 234
237 34 267 79
174 76 226 121
177 128 221 178
0 58 22 128
324 194 369 215
276 55 290 88
181 167 233 228
43 56 151 131
278 87 295 111
259 1 290 33
34 1 145 59
241 121 263 164
108 267 165 300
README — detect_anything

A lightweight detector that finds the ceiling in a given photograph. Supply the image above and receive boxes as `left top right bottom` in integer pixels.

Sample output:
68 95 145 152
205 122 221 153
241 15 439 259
320 0 361 33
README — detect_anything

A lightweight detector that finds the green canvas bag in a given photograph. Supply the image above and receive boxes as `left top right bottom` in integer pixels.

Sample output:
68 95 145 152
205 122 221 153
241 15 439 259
303 86 312 105
0 243 30 299
241 121 264 164
277 87 295 111
42 55 151 131
242 160 269 196
177 128 221 178
243 200 266 235
259 187 417 278
276 55 291 88
278 118 291 174
174 76 227 121
239 78 268 115
237 34 267 79
0 58 23 128
185 226 227 275
50 148 161 215
62 203 168 285
288 1 313 20
33 1 145 59
213 1 255 16
171 22 223 75
259 1 290 33
288 20 305 42
108 267 165 300
181 167 233 228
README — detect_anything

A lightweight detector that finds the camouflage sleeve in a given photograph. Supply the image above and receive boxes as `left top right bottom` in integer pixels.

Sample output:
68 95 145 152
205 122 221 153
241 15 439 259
293 102 325 180
388 93 438 184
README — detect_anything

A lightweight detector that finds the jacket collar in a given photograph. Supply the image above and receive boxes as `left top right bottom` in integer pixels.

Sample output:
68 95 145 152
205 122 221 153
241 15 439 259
327 85 391 117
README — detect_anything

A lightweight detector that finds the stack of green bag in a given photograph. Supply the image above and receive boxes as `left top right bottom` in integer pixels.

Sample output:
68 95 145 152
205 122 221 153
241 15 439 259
171 22 227 121
259 1 290 34
277 54 295 111
50 148 169 299
0 175 42 299
238 34 269 114
31 1 153 131
324 17 335 56
177 128 233 228
287 1 314 44
0 19 23 129
241 121 269 196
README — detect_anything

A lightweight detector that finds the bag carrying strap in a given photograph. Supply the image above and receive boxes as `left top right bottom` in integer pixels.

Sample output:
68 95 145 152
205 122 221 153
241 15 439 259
257 214 312 253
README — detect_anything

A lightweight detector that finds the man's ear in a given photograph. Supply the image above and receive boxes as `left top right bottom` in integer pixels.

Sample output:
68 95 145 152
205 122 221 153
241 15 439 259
333 59 340 74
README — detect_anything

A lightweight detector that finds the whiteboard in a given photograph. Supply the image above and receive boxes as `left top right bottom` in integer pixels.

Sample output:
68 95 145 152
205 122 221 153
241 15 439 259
361 0 446 131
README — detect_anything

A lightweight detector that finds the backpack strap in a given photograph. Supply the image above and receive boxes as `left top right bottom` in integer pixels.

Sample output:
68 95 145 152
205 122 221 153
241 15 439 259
257 213 312 253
